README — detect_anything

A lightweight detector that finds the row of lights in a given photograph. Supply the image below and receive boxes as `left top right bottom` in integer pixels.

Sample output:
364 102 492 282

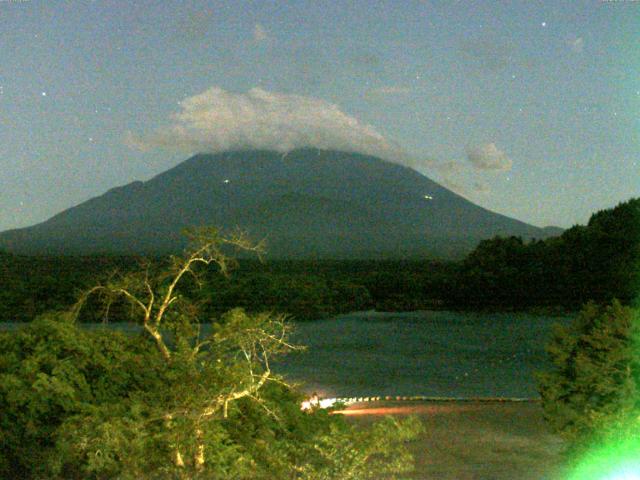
301 394 535 411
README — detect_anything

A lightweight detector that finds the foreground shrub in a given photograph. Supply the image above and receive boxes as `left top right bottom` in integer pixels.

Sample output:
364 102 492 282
537 300 640 451
0 227 422 479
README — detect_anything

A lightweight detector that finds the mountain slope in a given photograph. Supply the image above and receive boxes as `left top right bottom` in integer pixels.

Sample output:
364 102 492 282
0 149 560 258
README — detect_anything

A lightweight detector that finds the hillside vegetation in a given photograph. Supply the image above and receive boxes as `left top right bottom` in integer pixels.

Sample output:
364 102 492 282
0 198 637 322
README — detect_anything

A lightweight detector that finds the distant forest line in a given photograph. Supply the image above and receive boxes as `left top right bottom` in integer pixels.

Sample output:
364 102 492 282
1 198 638 322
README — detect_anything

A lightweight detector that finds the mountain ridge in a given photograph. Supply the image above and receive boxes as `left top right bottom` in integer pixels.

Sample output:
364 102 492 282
0 149 562 258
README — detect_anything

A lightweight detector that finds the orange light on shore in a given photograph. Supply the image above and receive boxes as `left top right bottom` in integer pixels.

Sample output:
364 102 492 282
332 403 481 416
334 407 419 416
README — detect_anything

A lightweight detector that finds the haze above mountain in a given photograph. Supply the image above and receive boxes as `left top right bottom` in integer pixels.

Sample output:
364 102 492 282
0 149 562 259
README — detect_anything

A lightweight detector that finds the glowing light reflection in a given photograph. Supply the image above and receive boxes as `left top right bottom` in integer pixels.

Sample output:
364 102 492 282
301 397 337 410
566 435 640 480
602 463 640 480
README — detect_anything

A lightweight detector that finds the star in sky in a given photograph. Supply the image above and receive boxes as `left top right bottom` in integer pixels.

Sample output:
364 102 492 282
0 1 636 232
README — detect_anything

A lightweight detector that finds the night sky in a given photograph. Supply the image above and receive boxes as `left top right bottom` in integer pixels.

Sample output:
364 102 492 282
1 0 638 232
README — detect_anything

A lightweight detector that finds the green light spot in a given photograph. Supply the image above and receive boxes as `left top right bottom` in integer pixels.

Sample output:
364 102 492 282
603 463 640 479
566 435 640 480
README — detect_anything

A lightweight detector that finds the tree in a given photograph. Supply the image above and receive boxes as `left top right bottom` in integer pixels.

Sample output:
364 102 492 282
442 198 640 310
445 236 533 308
0 227 421 478
536 300 640 451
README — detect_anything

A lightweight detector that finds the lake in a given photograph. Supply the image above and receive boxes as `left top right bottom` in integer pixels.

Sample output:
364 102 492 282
1 310 571 399
278 310 571 399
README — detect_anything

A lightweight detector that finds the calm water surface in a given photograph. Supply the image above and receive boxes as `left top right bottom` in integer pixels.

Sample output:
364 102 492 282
2 310 571 399
279 310 570 399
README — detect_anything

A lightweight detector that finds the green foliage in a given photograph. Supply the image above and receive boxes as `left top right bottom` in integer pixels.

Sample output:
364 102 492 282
0 312 163 478
202 271 375 320
294 415 423 480
0 253 133 322
446 197 640 310
1 198 638 321
1 252 452 323
537 300 640 451
0 231 422 478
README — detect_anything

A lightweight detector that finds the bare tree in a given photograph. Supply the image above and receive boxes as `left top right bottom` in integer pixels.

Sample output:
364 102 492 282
71 227 300 474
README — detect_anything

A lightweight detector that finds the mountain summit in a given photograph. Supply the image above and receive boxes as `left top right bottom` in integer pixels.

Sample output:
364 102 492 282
0 149 560 258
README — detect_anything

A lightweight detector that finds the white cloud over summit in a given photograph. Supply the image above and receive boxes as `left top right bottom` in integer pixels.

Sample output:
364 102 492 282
126 87 407 163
